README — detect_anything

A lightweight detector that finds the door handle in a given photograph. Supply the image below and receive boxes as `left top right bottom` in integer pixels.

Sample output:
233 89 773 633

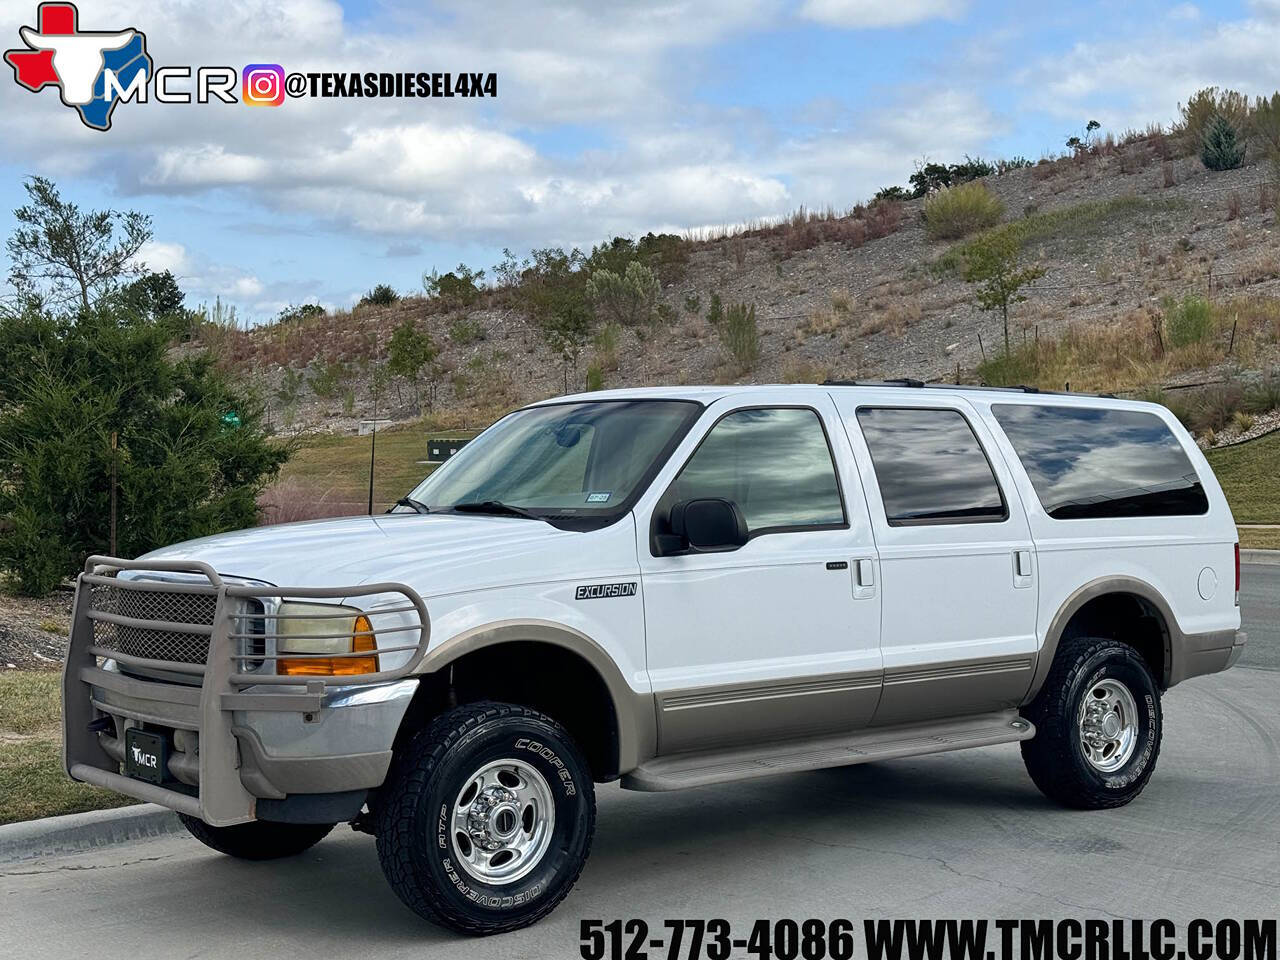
854 558 876 599
1013 549 1034 587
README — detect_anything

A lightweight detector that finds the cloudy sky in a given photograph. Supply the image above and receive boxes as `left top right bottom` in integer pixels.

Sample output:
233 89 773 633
1 0 1277 320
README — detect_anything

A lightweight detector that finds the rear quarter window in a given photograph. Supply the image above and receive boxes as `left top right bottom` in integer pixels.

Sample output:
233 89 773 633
991 403 1209 519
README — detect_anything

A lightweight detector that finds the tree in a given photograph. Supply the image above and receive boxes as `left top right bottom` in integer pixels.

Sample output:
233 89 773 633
961 231 1045 355
6 176 152 312
123 270 185 319
1201 113 1246 171
386 317 439 412
540 294 592 392
0 300 289 595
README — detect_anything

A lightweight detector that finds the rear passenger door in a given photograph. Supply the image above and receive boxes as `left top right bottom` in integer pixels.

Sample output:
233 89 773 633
637 392 882 754
835 394 1039 725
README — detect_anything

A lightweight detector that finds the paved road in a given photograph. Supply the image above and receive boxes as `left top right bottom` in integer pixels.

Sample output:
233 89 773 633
3 570 1277 959
1240 559 1279 670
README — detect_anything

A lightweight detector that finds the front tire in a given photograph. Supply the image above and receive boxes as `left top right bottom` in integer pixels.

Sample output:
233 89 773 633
178 814 332 860
375 701 596 936
1020 636 1162 809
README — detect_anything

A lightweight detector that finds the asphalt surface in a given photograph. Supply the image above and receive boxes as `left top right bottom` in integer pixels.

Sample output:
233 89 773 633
1239 559 1279 670
2 566 1277 959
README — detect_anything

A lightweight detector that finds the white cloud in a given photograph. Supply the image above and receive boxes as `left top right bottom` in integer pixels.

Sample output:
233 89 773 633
0 0 998 310
137 239 188 274
798 0 967 29
1018 11 1280 130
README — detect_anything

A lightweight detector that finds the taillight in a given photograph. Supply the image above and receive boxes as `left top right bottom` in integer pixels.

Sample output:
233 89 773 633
1234 543 1240 606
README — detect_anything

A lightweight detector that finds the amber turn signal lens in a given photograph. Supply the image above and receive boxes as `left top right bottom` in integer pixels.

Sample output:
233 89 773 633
278 615 378 677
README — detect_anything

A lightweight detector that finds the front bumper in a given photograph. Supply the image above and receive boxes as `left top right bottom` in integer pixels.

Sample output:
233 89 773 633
89 671 418 799
64 555 429 826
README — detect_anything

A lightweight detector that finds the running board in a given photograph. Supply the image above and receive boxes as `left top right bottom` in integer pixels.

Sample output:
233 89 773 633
621 710 1034 792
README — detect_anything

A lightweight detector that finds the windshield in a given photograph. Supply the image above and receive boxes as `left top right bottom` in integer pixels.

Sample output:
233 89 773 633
402 400 702 529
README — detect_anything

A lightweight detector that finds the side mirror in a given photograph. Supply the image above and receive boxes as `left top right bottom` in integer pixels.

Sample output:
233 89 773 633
656 498 749 555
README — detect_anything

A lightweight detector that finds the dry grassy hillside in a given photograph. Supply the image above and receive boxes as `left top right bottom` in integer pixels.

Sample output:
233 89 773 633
203 104 1280 447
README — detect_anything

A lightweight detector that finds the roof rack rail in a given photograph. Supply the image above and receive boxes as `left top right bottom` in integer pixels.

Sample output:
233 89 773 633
819 378 1112 399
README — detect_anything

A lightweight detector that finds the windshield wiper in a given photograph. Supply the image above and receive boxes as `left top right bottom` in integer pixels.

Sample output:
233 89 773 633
391 496 431 515
449 500 547 522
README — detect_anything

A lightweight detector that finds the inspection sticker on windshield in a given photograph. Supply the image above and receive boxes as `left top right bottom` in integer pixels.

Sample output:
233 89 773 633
585 491 612 503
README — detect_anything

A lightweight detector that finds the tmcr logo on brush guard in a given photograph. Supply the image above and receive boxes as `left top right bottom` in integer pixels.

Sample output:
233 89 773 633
4 2 150 130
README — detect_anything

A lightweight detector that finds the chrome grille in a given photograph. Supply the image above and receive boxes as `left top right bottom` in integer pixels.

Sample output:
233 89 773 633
90 582 217 665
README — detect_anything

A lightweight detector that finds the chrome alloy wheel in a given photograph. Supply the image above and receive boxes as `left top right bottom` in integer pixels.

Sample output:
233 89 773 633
1077 678 1140 772
450 759 555 885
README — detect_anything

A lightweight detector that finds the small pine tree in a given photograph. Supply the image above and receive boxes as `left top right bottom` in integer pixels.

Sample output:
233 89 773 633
1201 113 1246 171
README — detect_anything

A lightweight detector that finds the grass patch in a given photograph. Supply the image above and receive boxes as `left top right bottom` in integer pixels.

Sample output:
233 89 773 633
924 182 1004 240
1238 527 1280 550
1207 431 1280 524
271 424 477 516
0 671 129 825
935 195 1184 274
976 298 1278 396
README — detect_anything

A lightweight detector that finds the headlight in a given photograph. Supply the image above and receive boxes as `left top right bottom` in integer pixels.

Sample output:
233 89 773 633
274 602 378 677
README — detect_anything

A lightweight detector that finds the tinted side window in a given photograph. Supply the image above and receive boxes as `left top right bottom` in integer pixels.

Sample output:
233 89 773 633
856 407 1007 525
991 404 1208 519
667 407 846 533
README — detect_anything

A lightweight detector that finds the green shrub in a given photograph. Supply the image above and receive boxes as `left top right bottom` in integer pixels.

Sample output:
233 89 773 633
308 360 350 399
976 345 1040 387
592 322 620 371
1186 383 1245 434
874 185 910 202
359 283 399 307
447 316 485 344
585 261 660 328
1162 295 1214 347
706 292 723 328
585 363 604 392
277 302 324 324
1201 113 1246 171
719 302 759 372
425 264 485 306
924 182 1004 240
1244 372 1280 414
1134 386 1193 429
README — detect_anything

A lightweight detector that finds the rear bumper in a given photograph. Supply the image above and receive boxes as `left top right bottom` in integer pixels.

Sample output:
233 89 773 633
1167 628 1247 686
1225 630 1248 670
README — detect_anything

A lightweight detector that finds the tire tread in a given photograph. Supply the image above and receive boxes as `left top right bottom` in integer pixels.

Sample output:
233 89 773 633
374 700 596 936
1020 636 1162 809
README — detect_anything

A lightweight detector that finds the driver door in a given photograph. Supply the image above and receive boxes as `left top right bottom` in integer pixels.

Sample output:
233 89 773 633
635 392 882 754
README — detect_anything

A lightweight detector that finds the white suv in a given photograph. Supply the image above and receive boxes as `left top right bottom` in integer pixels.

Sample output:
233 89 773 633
63 381 1246 935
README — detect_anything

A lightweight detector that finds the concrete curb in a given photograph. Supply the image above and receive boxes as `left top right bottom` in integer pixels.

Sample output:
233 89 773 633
1241 549 1280 566
0 803 185 864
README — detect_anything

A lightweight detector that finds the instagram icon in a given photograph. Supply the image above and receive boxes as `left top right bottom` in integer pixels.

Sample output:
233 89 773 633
242 64 284 106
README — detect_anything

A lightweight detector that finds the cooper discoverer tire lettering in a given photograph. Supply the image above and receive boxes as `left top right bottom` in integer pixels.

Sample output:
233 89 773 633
374 700 596 935
1019 636 1163 809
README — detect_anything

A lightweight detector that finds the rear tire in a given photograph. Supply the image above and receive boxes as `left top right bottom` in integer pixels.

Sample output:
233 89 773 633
375 700 596 936
1020 636 1162 809
178 814 333 860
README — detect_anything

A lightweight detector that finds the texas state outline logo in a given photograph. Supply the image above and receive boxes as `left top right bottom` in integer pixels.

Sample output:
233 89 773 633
4 2 152 131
